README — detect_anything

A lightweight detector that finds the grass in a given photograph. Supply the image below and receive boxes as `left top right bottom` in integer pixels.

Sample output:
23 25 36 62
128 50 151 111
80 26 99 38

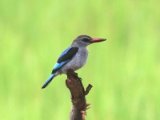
0 0 160 120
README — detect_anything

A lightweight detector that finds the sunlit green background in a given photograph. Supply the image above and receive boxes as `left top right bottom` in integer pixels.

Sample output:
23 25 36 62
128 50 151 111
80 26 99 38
0 0 160 120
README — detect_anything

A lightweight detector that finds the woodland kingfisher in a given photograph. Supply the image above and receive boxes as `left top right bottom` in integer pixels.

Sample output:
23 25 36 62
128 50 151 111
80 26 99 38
42 35 106 89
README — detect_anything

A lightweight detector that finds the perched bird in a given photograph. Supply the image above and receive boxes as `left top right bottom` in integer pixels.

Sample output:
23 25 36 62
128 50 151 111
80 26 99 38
42 35 106 89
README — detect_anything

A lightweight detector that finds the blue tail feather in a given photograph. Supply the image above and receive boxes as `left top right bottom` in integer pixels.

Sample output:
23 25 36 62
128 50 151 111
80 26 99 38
42 74 55 89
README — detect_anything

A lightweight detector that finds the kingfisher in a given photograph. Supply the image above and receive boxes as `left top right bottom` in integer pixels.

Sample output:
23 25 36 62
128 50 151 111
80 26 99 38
42 35 106 89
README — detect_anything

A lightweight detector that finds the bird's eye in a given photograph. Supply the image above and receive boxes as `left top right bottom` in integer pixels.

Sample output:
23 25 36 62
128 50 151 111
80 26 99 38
81 38 90 43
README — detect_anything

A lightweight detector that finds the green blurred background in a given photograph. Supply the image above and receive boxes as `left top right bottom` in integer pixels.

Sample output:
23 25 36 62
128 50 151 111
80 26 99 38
0 0 160 120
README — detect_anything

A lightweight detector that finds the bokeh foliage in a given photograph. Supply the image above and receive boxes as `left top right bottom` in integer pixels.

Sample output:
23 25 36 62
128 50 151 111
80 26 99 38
0 0 160 120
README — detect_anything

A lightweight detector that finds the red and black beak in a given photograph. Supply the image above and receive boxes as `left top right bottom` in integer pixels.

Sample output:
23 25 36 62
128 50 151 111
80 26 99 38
90 38 106 43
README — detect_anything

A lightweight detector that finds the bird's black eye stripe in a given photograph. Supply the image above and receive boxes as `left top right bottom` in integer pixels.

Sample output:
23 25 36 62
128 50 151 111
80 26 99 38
81 37 90 42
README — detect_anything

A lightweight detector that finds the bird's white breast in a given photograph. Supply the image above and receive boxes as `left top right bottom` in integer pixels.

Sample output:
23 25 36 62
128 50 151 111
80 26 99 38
60 47 88 73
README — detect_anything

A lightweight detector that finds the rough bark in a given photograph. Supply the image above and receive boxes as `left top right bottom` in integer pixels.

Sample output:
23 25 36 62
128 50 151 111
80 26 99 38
66 69 92 120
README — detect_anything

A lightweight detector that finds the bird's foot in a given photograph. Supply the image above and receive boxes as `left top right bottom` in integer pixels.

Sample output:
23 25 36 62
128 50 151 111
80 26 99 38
67 69 80 79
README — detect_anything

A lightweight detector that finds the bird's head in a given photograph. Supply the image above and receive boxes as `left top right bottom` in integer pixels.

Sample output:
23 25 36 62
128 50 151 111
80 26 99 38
72 35 106 47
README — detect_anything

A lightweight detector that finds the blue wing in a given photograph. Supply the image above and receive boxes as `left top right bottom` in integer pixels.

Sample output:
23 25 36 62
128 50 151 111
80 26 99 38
42 47 78 89
51 47 78 74
59 47 71 59
51 61 69 73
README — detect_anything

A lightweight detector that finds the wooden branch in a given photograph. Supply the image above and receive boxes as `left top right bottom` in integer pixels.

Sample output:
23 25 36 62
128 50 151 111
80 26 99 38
66 69 93 120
